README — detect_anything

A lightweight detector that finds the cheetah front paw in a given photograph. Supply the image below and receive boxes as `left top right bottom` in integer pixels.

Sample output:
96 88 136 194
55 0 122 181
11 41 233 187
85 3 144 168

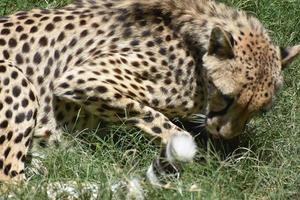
26 152 49 179
147 134 197 186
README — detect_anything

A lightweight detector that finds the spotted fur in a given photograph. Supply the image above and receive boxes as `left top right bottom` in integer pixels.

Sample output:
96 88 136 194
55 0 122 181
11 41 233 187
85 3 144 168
0 0 299 183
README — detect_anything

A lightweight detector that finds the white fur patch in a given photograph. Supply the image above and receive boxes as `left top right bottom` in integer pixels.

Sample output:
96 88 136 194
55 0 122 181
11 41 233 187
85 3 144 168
126 178 145 200
166 134 197 162
146 164 161 186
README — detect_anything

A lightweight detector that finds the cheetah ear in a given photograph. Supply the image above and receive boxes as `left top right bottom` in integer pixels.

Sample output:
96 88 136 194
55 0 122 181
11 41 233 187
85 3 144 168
280 45 300 69
208 27 235 59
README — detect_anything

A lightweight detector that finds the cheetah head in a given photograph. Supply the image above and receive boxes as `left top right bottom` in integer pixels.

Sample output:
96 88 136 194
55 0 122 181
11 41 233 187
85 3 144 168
201 27 300 139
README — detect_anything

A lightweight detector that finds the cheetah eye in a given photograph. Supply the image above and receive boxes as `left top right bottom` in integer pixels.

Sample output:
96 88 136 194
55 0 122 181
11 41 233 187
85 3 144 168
207 93 234 118
220 93 234 103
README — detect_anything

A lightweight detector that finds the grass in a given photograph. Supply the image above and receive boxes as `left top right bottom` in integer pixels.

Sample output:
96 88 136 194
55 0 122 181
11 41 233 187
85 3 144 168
0 0 299 199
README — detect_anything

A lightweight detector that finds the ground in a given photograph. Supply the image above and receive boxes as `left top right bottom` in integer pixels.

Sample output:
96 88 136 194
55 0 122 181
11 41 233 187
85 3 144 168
0 0 299 199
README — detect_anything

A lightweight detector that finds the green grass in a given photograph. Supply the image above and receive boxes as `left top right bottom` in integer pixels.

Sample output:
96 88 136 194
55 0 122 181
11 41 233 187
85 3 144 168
1 0 300 199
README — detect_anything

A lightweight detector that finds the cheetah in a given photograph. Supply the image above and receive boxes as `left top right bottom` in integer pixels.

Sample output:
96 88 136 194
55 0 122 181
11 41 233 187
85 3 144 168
0 0 299 184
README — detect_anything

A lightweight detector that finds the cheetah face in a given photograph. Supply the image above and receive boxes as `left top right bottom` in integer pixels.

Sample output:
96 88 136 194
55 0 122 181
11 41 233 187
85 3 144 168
201 27 300 139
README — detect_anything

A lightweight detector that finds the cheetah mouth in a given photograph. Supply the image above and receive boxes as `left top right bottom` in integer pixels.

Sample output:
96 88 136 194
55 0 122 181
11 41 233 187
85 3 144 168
205 126 221 138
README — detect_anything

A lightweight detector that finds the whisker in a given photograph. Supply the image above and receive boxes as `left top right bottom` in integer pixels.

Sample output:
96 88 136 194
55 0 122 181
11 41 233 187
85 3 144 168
190 114 207 119
188 113 207 126
190 118 205 121
190 117 206 121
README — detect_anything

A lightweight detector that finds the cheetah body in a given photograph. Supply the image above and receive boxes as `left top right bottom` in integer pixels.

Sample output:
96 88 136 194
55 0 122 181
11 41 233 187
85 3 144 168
0 0 299 182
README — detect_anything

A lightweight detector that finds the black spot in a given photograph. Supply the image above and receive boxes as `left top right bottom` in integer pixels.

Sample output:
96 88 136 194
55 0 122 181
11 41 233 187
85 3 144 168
29 90 36 101
7 131 13 141
26 67 34 76
39 36 48 46
24 127 32 137
44 66 50 77
57 32 65 41
22 42 30 53
0 65 6 73
80 30 89 38
11 71 18 79
131 61 140 67
25 138 32 147
24 19 34 24
65 23 75 30
45 23 55 32
3 78 9 85
0 136 5 145
159 48 167 55
1 28 10 35
127 119 139 125
21 79 28 87
13 103 19 110
26 110 33 121
16 25 24 32
15 113 25 123
66 15 75 20
3 50 10 59
17 151 23 159
8 38 17 48
40 116 48 124
163 122 172 129
0 39 6 46
59 83 70 88
143 115 154 123
123 28 132 37
54 50 60 60
69 38 77 47
37 76 44 85
53 16 62 22
12 86 21 97
142 30 151 37
4 147 11 158
0 120 8 129
151 126 162 134
14 134 24 143
146 86 154 93
30 26 38 33
5 96 13 104
130 39 140 46
4 163 11 175
20 33 28 40
10 170 18 178
33 52 42 64
5 110 12 118
151 99 159 107
21 98 29 108
96 86 108 93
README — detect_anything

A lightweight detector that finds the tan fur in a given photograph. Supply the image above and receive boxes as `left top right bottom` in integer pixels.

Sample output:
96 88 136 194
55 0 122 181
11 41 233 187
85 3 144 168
0 0 299 182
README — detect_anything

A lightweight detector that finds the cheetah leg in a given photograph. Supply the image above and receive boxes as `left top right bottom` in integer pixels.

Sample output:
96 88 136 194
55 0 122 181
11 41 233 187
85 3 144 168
33 94 63 149
129 111 197 185
0 61 38 182
54 66 197 185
